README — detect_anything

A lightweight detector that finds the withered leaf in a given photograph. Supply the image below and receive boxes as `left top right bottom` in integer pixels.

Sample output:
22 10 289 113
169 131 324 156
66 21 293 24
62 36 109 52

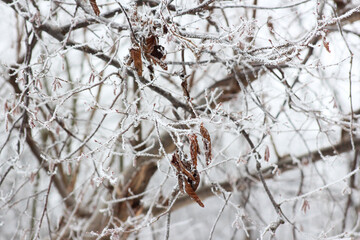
170 152 195 182
184 177 204 207
171 152 182 173
130 48 143 76
323 38 331 53
200 123 212 165
144 35 157 54
89 0 100 16
171 150 202 207
189 134 199 168
151 45 165 60
145 44 168 71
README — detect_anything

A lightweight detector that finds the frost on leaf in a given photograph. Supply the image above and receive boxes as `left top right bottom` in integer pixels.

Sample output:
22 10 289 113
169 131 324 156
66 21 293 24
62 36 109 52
200 123 212 165
143 34 167 71
170 151 204 207
127 33 167 76
189 134 199 168
129 48 143 76
184 175 204 207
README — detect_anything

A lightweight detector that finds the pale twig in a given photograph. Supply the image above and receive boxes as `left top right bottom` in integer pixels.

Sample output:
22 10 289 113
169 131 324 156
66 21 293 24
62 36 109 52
279 167 360 205
208 193 232 240
175 0 215 16
33 175 54 240
212 0 311 10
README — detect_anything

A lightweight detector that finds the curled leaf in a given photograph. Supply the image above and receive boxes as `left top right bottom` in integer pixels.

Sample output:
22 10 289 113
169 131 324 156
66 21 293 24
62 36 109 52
323 38 331 53
151 45 166 60
188 134 199 168
144 35 157 54
170 150 203 207
200 123 212 165
130 48 143 76
170 152 195 182
170 152 182 173
184 177 204 207
146 45 167 71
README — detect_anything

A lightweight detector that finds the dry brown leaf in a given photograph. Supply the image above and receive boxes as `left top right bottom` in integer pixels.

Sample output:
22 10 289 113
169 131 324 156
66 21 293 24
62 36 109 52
184 177 204 207
323 38 331 53
130 48 143 76
145 44 167 71
171 152 182 172
141 33 167 71
171 151 203 207
89 0 100 16
151 45 166 60
170 152 195 182
189 134 199 168
144 35 157 54
200 123 212 165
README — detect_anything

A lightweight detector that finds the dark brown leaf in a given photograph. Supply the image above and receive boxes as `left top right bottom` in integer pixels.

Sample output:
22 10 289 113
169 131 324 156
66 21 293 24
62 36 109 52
184 177 204 207
151 45 165 60
130 48 143 76
170 152 195 182
144 35 157 54
171 152 182 173
189 134 199 168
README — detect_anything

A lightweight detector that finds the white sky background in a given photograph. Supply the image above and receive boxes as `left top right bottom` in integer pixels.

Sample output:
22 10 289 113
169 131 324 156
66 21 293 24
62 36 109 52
0 0 360 239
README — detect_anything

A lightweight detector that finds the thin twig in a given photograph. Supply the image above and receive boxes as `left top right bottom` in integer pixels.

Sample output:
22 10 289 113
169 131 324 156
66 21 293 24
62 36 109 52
208 193 232 240
33 175 54 239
